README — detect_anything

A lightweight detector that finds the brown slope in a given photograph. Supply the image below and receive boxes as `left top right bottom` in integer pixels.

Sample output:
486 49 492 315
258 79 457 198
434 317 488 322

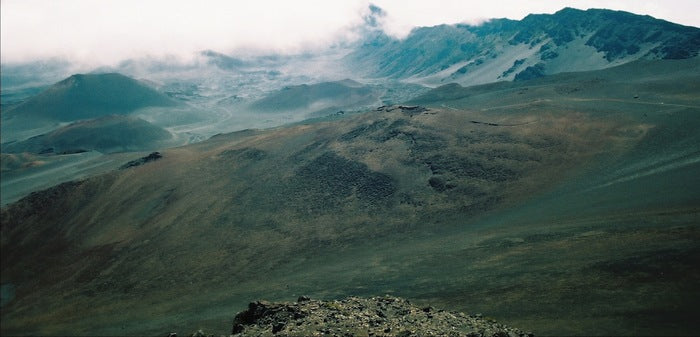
0 101 645 335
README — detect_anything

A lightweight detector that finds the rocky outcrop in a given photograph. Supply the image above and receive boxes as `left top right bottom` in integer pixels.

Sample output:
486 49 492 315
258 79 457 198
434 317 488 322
120 152 163 169
230 296 533 337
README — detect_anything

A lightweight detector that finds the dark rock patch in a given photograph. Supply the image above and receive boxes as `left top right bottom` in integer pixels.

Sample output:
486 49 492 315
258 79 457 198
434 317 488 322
294 152 396 207
398 105 428 115
428 176 456 192
120 152 163 169
501 58 526 78
514 63 546 81
470 120 501 126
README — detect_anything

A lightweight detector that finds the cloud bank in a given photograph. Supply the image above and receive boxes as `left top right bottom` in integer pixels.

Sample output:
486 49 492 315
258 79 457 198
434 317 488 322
1 0 698 66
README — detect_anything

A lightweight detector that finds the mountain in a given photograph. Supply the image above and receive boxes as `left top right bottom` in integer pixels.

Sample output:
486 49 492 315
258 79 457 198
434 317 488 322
3 73 179 122
347 8 700 86
248 79 382 116
2 115 173 154
200 50 250 70
2 59 698 336
0 72 181 145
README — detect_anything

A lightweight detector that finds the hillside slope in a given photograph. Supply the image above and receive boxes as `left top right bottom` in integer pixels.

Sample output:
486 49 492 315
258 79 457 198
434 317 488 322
4 73 178 121
248 79 382 116
1 59 699 336
2 115 173 154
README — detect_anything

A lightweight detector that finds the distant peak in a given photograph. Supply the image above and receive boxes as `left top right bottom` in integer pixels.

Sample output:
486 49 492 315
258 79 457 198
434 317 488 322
201 50 246 70
335 78 363 87
56 72 134 88
57 74 83 86
64 72 128 80
364 3 386 28
555 7 583 14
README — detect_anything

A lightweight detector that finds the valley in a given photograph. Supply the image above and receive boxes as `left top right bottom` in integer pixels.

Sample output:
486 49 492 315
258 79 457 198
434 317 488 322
1 6 700 336
2 57 699 335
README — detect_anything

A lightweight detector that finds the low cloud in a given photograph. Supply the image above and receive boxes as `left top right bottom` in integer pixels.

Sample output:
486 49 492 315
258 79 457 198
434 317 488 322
1 0 697 67
1 0 368 66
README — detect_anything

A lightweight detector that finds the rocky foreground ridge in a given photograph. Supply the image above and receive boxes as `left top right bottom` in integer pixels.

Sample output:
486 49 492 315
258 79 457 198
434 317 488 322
223 296 533 337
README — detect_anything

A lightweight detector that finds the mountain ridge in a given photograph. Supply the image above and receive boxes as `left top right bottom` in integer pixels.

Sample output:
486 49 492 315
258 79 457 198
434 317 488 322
346 7 700 86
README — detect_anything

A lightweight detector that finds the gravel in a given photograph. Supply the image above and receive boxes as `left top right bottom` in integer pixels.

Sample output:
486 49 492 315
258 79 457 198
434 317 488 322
227 296 533 337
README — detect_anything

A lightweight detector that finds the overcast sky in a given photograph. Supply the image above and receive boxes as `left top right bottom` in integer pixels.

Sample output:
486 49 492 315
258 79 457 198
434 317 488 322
1 0 698 66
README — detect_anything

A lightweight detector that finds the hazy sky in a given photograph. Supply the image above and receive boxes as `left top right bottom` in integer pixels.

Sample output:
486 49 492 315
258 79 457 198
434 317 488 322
1 0 698 66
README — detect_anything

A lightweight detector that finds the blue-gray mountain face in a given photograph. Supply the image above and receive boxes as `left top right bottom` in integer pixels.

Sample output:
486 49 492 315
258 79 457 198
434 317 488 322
347 8 700 86
248 79 383 116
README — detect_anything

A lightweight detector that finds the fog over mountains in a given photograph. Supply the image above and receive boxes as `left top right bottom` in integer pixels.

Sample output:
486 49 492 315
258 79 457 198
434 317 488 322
1 5 700 337
3 8 697 141
3 7 699 91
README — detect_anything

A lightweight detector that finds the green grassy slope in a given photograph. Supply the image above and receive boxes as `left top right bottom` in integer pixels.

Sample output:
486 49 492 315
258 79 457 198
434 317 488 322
1 59 698 336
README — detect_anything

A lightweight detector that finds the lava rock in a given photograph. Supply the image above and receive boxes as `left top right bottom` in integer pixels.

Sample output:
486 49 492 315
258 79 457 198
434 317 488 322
230 296 532 337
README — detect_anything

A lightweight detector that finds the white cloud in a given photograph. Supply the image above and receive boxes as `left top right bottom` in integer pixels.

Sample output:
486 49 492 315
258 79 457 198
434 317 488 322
1 0 369 65
1 0 697 66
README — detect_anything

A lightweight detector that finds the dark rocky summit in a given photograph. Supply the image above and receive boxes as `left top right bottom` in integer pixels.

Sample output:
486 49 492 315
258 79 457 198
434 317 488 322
229 296 533 337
